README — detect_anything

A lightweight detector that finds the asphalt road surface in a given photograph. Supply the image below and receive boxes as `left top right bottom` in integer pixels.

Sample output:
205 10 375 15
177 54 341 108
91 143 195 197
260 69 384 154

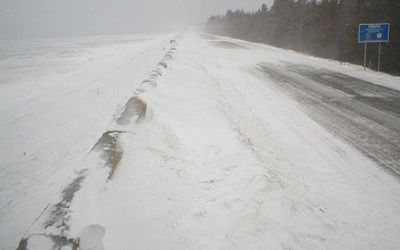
257 62 400 176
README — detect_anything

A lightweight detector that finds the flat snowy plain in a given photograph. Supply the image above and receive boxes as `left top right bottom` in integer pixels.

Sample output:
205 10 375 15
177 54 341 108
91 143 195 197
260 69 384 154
1 31 400 249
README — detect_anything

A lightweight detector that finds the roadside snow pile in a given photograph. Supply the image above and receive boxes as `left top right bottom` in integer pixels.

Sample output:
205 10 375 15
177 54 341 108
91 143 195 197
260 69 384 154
78 225 106 250
4 31 400 250
13 34 182 250
0 33 176 250
64 32 400 249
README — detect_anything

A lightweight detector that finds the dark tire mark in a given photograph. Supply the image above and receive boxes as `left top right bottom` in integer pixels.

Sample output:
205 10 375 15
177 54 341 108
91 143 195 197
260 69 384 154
208 41 247 49
257 63 400 176
282 63 400 118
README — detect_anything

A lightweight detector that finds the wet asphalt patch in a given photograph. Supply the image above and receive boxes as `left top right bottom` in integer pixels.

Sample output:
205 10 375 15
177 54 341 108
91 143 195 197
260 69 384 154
282 63 400 117
256 63 400 177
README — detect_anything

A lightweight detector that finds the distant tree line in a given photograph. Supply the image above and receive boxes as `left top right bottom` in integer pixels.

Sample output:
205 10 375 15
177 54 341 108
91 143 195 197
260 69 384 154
205 0 400 75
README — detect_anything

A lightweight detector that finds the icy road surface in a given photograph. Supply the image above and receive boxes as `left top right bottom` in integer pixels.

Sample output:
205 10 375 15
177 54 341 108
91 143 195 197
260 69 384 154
2 32 400 249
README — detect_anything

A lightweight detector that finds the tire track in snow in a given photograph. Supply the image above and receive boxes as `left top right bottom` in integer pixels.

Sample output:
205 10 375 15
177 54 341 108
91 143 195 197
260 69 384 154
256 62 400 177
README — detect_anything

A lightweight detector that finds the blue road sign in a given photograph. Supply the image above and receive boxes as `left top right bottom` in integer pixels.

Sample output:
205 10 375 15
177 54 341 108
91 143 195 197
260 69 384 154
359 23 390 43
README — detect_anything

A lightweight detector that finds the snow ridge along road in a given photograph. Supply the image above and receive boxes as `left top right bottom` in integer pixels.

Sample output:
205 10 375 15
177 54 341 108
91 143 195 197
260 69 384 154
15 35 181 249
0 33 177 250
2 31 400 249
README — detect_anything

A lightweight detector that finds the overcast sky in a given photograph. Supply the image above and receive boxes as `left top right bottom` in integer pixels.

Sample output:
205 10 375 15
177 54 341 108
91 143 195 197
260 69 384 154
0 0 272 40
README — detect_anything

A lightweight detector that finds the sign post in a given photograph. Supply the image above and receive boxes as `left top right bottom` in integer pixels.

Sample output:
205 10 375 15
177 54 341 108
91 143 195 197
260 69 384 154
364 43 367 69
358 23 390 72
378 42 382 72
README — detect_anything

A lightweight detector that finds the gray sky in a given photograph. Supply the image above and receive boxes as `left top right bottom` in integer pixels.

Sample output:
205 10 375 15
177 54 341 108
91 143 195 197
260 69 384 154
0 0 272 40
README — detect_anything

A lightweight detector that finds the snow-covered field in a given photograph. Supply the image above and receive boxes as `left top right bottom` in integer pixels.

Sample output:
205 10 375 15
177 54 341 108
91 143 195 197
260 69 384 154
0 33 174 249
1 31 400 249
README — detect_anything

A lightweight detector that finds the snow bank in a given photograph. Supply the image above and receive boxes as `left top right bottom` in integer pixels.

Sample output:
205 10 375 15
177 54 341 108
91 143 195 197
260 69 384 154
0 33 175 249
69 32 400 249
3 31 400 249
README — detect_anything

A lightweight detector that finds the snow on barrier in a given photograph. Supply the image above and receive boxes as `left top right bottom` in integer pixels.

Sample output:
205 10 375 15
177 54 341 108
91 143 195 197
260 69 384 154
78 225 106 250
116 97 148 126
15 33 182 250
135 43 177 94
92 131 124 180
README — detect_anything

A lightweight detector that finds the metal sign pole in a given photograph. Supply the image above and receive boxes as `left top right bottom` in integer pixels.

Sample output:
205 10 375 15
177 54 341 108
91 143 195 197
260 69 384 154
359 23 390 72
364 43 367 70
378 42 382 72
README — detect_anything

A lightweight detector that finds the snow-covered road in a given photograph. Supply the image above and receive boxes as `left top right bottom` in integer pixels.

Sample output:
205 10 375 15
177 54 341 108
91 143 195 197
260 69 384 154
258 62 400 176
2 32 400 249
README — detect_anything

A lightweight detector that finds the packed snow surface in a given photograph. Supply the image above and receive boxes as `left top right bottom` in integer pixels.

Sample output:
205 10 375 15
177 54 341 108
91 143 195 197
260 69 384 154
1 31 400 249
